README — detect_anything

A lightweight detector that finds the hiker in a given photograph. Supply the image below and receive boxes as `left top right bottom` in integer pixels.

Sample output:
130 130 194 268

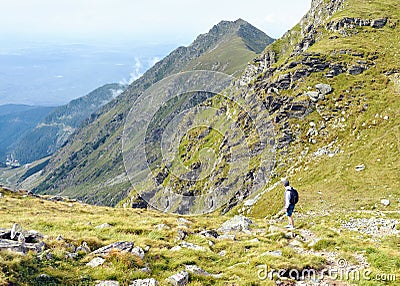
282 179 298 229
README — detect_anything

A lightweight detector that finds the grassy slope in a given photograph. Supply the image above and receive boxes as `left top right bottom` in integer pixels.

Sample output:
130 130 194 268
184 35 258 76
1 188 399 285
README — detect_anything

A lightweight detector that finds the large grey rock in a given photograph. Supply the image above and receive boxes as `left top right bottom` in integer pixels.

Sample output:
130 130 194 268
76 242 91 254
218 215 253 233
87 257 105 268
91 241 134 256
130 278 158 286
315 83 333 95
131 246 145 259
166 271 189 286
0 239 44 254
371 18 387 28
305 91 320 102
348 65 365 75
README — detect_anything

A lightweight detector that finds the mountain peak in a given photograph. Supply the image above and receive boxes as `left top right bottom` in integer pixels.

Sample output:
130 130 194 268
192 18 274 54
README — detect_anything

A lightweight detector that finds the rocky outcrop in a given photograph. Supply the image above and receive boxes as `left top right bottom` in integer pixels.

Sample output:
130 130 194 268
90 241 134 256
341 217 399 237
0 224 45 255
327 17 388 33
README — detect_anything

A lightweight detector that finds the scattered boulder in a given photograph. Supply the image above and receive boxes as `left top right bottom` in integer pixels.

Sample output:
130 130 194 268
139 266 151 273
184 264 221 278
380 199 390 206
180 241 206 252
65 252 78 260
130 278 158 286
305 91 320 102
170 245 182 252
87 257 105 268
76 242 91 254
95 223 113 229
90 241 134 256
155 224 170 230
348 65 366 75
0 224 46 254
217 215 253 233
166 271 189 286
0 239 41 254
176 218 192 225
315 83 333 96
355 164 365 172
131 246 145 259
95 281 119 286
247 238 260 243
199 230 219 239
218 250 226 256
176 229 187 241
371 18 387 28
56 235 64 241
262 250 282 257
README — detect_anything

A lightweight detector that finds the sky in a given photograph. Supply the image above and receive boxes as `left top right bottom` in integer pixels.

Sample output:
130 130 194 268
0 0 311 106
0 0 311 46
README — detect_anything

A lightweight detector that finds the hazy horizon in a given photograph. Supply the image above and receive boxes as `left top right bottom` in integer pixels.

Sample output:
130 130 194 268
0 0 311 106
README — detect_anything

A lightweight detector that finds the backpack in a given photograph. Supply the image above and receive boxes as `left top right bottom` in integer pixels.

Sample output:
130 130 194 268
289 187 299 205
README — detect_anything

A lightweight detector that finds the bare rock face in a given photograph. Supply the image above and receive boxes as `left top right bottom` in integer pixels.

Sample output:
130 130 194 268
327 17 388 34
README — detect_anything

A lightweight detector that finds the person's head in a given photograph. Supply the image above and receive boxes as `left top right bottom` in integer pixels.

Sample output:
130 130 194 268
282 178 290 187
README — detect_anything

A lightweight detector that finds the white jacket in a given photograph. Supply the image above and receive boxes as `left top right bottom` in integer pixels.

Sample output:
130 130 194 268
284 186 292 208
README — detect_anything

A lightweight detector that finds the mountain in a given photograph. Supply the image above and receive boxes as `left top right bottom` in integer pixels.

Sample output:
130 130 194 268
9 83 125 164
125 0 399 215
2 1 400 284
25 19 274 205
0 104 44 116
0 105 55 163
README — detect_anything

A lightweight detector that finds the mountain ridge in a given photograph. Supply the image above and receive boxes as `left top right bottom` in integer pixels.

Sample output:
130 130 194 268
9 83 125 164
25 19 274 205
